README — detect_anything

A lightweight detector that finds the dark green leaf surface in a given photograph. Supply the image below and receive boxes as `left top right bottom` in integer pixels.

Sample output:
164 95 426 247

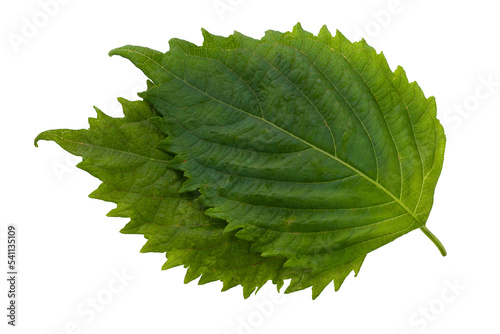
110 24 446 274
35 99 364 298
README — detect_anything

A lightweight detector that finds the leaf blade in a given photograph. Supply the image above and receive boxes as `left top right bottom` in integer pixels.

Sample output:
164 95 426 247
111 24 446 272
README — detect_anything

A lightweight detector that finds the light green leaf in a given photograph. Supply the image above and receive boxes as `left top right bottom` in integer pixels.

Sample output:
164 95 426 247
35 98 364 298
34 99 284 297
110 23 446 275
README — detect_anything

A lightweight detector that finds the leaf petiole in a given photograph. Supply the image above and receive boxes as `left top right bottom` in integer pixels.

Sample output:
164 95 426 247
420 226 447 256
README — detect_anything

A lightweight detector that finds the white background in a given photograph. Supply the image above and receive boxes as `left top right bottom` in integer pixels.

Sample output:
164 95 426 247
1 0 499 333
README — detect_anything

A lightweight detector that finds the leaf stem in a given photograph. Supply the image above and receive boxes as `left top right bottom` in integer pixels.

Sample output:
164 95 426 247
420 226 447 256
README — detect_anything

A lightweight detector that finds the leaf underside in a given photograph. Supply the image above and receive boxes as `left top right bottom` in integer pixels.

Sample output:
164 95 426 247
36 23 445 299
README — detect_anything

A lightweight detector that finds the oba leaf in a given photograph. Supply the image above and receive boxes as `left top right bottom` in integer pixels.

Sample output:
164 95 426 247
35 98 364 298
110 23 446 274
36 24 446 299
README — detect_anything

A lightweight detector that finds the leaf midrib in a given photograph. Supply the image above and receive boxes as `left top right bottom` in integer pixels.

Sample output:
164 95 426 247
37 131 169 164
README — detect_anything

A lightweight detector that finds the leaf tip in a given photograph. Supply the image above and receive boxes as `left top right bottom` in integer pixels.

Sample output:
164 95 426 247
242 286 256 299
34 133 44 147
292 22 304 32
34 130 55 147
200 28 213 41
92 105 106 117
108 46 129 58
200 27 210 37
318 25 332 39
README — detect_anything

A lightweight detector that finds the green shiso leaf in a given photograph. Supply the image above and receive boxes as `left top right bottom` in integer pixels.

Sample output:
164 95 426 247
37 23 446 298
110 23 446 269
